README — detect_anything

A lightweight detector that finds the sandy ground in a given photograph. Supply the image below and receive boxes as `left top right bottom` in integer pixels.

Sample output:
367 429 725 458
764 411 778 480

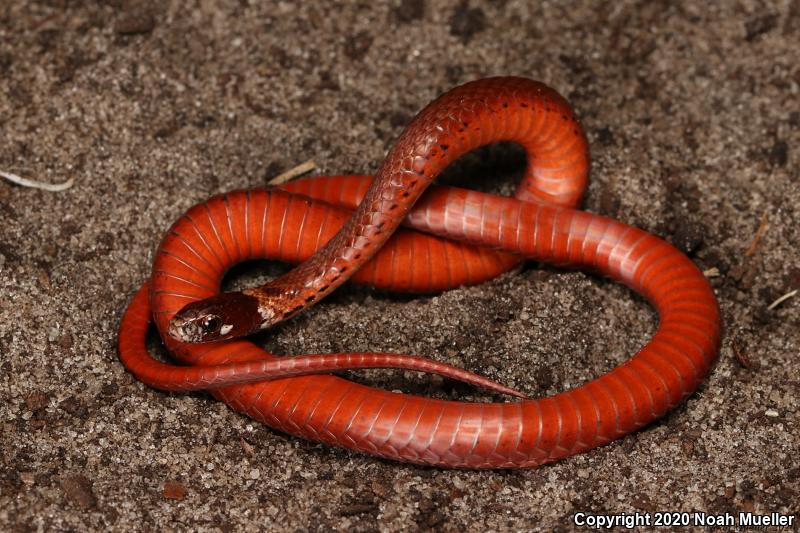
1 1 798 531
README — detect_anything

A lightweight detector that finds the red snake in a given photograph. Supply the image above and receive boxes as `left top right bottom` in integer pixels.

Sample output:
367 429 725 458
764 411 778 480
118 77 721 468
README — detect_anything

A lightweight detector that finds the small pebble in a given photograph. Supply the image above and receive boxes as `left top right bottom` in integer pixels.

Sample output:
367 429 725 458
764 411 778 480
163 481 187 500
61 475 97 509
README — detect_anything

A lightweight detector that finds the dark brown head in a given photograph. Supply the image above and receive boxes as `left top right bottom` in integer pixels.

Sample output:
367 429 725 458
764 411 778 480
168 292 263 343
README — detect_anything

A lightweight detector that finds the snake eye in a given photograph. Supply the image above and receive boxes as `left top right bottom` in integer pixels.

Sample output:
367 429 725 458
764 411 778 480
200 316 221 334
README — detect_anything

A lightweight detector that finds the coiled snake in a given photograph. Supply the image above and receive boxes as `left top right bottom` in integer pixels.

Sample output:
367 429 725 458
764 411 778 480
118 77 721 468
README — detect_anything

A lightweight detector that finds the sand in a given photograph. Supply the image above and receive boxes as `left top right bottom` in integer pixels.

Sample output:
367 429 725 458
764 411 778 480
1 1 797 531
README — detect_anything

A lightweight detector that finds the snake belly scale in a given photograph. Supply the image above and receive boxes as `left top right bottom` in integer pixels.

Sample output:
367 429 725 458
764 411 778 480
117 77 721 468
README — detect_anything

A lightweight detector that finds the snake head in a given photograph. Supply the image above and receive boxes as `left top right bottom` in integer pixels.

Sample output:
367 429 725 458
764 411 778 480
168 292 262 343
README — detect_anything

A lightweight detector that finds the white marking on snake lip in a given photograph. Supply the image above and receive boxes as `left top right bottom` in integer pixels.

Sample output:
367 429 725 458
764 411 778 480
257 305 274 324
220 324 233 336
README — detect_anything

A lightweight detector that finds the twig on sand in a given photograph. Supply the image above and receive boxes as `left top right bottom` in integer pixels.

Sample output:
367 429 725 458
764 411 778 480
266 160 317 185
0 170 74 192
745 212 769 256
766 289 798 311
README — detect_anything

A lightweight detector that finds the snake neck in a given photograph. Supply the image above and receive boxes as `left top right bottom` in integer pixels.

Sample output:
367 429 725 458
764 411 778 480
243 77 588 333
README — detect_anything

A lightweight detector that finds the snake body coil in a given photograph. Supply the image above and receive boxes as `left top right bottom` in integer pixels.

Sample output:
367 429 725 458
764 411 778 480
118 77 721 468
